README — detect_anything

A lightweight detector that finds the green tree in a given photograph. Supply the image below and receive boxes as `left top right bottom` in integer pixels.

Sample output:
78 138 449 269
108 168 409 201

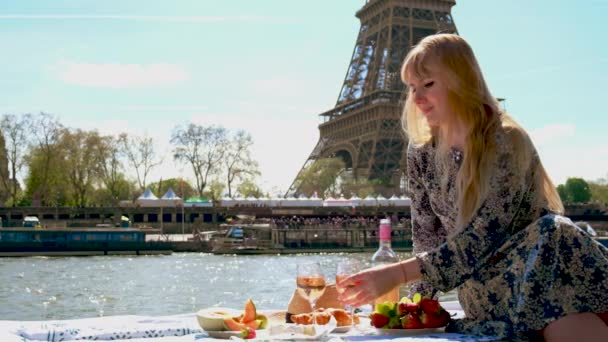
341 178 377 198
293 158 345 197
204 179 225 201
61 129 106 207
28 112 63 205
237 179 264 198
90 176 136 206
24 146 70 206
147 177 196 199
563 177 592 203
557 184 570 203
588 181 608 205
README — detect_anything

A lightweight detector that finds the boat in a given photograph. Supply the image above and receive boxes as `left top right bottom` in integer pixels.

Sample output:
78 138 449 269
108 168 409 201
210 224 273 254
0 227 172 257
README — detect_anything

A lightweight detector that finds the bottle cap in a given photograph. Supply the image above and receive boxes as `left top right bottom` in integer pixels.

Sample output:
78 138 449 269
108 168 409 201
379 219 391 240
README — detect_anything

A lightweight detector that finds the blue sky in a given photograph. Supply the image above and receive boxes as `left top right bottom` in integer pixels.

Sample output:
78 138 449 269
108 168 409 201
1 0 607 194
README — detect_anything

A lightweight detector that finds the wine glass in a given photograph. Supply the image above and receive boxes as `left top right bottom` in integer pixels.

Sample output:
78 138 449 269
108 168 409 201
296 262 326 328
336 259 362 330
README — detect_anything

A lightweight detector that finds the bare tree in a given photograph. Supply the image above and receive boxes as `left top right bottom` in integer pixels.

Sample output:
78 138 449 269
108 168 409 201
0 114 30 205
119 133 162 192
171 124 228 197
0 129 9 205
223 130 259 197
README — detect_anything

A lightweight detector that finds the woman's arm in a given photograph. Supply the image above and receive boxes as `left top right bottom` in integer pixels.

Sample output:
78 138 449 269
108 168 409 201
407 143 445 298
338 258 423 307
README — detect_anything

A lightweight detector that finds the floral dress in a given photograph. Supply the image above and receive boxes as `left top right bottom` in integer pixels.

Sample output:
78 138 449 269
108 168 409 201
406 125 608 339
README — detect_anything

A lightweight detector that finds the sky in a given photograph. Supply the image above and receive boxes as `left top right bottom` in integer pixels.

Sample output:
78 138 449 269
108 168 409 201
1 0 607 195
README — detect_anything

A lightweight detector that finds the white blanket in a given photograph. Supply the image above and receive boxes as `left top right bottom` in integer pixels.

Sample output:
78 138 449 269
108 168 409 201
0 302 499 342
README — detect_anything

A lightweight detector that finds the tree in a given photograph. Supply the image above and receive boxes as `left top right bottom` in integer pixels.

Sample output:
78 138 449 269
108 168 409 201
0 114 30 206
561 177 592 203
588 181 608 205
293 158 345 197
0 128 9 206
24 146 70 207
147 177 196 199
28 112 63 205
60 129 106 207
90 175 136 206
171 124 228 197
223 130 259 197
97 135 127 205
119 133 162 191
340 178 377 198
204 179 225 201
237 179 264 198
557 184 569 203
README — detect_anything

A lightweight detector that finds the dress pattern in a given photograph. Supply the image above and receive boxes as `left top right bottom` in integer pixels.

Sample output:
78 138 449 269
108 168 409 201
406 124 608 339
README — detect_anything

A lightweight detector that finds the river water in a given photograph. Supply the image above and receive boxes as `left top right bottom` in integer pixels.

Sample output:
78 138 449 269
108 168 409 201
0 252 456 321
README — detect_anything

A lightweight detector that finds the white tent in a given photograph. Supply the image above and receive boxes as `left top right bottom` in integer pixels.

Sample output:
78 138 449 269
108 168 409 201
376 194 389 206
159 188 183 207
350 195 361 207
136 189 159 207
303 195 323 207
220 196 237 207
360 195 377 207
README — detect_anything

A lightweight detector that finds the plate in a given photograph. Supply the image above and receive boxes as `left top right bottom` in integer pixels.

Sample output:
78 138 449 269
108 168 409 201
374 327 445 336
204 330 242 339
332 326 351 333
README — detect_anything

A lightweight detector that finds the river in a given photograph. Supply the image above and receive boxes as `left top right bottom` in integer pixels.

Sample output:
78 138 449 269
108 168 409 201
1 252 445 321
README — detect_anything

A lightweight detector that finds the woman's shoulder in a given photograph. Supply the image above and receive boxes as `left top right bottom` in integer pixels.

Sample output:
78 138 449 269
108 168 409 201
495 113 535 151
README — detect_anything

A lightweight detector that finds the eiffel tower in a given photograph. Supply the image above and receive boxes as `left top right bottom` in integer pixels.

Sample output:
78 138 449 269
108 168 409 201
287 0 459 196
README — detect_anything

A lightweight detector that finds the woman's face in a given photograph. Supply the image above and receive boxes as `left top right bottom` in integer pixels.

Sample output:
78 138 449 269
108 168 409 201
407 69 453 128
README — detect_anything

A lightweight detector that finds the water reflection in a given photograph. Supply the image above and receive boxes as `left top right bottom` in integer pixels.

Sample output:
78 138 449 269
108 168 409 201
0 251 456 321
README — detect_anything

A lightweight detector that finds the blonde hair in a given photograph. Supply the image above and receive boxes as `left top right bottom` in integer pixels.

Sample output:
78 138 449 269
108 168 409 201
401 34 563 228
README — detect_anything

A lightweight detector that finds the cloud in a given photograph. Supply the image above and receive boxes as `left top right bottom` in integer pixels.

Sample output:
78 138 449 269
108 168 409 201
56 62 189 88
529 123 576 146
0 15 282 23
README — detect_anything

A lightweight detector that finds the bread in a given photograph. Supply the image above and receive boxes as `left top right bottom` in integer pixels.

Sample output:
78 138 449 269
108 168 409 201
290 308 359 327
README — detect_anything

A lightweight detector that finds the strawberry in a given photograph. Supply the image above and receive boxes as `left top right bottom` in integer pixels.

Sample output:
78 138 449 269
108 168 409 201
419 298 442 315
401 313 424 329
420 310 451 328
239 328 256 339
369 312 390 328
398 302 419 315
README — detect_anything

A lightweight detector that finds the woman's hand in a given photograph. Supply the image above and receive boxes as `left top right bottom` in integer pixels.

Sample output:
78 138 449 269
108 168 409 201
337 262 406 308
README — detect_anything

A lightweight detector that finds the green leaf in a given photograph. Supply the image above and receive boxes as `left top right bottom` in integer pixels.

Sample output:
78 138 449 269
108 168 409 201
399 297 412 303
375 302 395 316
412 293 422 304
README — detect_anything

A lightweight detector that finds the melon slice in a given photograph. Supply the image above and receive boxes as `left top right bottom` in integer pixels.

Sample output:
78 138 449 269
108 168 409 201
223 317 248 331
242 298 257 322
196 307 241 331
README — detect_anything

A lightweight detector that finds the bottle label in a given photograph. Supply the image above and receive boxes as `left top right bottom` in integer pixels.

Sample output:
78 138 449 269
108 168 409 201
379 224 391 241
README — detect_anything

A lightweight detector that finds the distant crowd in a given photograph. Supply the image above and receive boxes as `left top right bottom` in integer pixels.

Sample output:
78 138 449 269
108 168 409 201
269 215 409 230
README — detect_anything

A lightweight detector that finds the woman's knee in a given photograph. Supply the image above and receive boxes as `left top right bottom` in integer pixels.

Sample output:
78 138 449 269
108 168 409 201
543 312 608 342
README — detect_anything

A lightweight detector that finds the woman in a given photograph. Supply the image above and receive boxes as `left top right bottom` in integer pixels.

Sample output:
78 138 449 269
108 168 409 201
338 34 608 341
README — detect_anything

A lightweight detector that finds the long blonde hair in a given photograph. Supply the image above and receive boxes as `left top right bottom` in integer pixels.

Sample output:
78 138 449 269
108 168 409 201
401 34 563 228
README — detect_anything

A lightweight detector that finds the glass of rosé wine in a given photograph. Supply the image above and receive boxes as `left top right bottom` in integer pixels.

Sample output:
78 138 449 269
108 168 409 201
296 262 327 328
336 259 362 329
